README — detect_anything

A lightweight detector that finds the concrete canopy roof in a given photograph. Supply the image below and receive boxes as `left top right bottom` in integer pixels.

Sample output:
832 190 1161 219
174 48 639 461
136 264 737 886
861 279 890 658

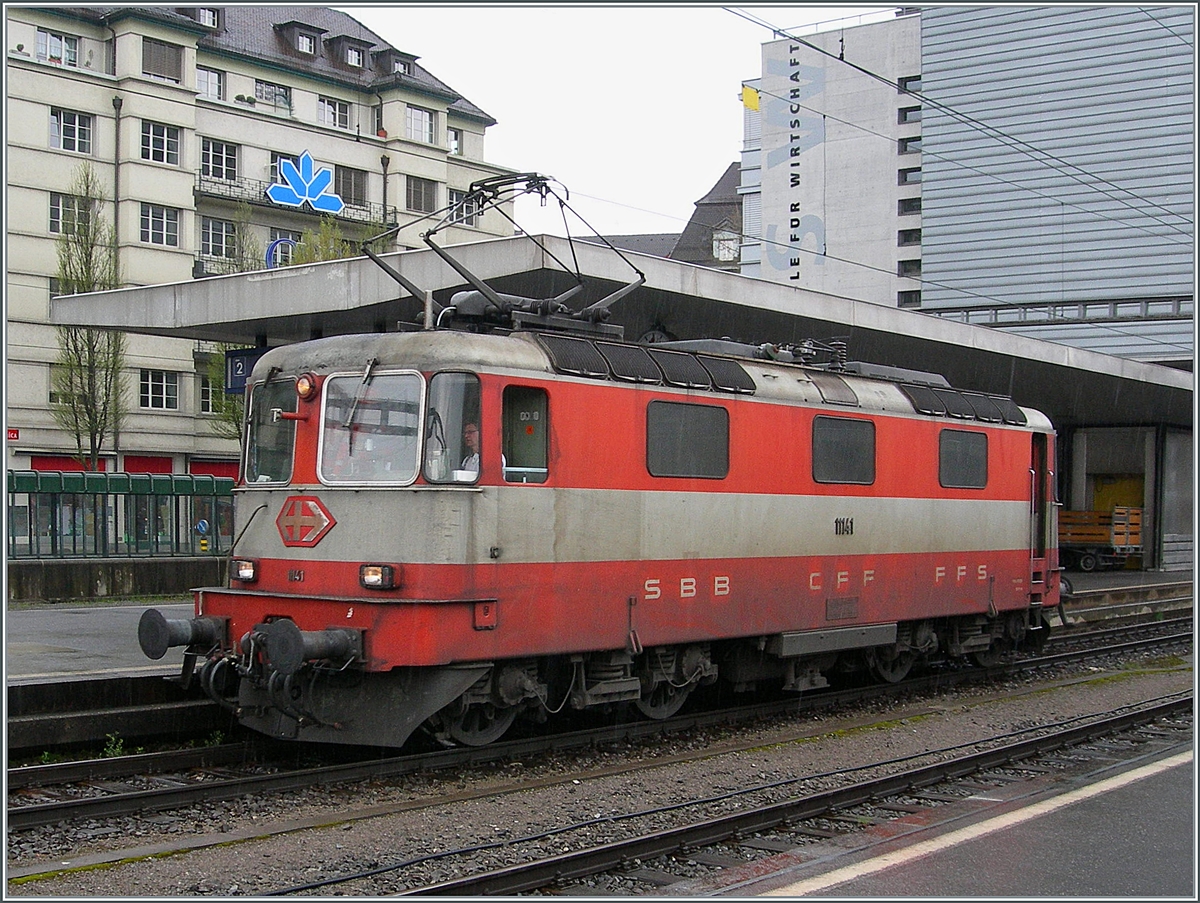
51 234 1192 432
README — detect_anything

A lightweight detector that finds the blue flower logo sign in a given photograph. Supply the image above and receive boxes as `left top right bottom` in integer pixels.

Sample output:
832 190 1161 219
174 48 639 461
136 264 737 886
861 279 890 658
266 151 345 214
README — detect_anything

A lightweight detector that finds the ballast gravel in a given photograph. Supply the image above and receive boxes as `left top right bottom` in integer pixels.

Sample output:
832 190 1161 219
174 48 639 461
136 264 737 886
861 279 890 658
7 650 1192 897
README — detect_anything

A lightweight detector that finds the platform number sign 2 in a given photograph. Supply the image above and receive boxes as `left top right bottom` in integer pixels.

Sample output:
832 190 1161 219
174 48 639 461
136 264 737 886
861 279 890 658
225 347 272 394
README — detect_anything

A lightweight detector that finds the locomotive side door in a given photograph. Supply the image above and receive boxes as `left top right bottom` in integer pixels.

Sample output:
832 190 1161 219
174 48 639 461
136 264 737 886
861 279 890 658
494 385 554 562
1029 431 1054 600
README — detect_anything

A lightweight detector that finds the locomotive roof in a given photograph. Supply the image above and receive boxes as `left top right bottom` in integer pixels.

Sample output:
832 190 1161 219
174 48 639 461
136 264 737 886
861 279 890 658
250 330 1049 430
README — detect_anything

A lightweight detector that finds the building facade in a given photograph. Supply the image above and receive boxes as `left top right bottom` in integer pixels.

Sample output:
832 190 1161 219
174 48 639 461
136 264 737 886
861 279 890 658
6 5 515 476
742 6 1194 368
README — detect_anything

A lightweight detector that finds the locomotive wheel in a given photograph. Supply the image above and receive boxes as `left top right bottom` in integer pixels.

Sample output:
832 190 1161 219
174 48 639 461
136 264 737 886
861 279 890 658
864 646 914 683
446 701 516 746
970 645 1003 668
635 682 691 720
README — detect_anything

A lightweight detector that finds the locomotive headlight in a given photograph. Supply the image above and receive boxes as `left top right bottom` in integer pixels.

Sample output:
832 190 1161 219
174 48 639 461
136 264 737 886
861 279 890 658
296 372 318 401
232 558 259 583
360 563 399 589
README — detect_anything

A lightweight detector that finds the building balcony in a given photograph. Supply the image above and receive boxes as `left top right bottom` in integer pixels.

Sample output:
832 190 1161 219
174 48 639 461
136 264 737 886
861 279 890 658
194 173 398 228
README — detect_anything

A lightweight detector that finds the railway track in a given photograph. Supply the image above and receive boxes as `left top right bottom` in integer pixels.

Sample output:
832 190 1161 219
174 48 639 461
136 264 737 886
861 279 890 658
377 694 1193 897
8 623 1191 833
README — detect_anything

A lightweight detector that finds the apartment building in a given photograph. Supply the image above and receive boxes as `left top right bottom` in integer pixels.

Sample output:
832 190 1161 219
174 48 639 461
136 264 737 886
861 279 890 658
741 6 1193 367
6 5 515 475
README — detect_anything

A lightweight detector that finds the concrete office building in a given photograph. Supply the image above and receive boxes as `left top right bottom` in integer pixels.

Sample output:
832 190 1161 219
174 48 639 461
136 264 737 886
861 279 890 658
6 5 514 476
741 6 1193 569
743 6 1194 368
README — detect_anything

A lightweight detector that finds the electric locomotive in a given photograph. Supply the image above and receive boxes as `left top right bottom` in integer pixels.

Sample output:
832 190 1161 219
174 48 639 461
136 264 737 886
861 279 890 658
138 176 1060 748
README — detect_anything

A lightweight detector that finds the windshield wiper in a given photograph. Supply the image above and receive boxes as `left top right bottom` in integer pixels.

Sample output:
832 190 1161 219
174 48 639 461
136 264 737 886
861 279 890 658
343 358 377 453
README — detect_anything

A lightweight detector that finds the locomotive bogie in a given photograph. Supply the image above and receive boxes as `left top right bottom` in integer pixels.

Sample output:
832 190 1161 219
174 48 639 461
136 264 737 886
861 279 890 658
140 329 1059 749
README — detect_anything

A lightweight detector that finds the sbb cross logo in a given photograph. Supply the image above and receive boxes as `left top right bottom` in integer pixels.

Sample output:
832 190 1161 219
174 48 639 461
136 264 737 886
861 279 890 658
276 496 336 547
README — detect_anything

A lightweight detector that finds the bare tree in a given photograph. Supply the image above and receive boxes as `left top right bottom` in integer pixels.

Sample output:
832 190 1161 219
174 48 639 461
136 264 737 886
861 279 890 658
50 163 126 471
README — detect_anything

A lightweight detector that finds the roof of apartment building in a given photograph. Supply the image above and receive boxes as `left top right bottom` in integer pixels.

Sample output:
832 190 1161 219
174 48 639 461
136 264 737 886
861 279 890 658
667 161 742 270
45 5 496 123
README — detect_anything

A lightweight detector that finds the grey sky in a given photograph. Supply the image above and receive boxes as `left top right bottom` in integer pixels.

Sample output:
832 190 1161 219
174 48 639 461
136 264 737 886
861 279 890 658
339 5 894 237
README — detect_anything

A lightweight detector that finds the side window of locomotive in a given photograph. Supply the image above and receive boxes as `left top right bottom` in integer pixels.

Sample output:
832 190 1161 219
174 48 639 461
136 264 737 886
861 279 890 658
424 372 481 483
812 416 875 484
320 371 422 483
502 386 548 483
646 401 729 479
939 429 988 489
245 379 297 484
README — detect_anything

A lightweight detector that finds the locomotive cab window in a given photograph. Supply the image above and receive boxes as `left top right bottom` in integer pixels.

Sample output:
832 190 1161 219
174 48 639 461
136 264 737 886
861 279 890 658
503 386 548 483
646 401 729 479
812 416 875 484
939 429 988 489
424 372 481 483
319 371 422 484
245 378 297 484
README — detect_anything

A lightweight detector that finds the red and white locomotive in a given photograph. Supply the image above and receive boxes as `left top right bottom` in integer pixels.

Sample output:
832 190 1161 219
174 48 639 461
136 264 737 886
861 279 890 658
140 324 1060 747
139 177 1060 748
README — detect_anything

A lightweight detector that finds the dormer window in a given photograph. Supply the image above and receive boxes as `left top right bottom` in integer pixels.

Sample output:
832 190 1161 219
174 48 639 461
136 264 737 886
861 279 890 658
197 8 219 28
393 59 409 75
297 33 315 54
346 46 363 67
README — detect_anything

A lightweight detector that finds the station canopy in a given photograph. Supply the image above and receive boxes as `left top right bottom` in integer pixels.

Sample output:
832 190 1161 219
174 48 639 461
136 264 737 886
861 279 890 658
51 233 1192 432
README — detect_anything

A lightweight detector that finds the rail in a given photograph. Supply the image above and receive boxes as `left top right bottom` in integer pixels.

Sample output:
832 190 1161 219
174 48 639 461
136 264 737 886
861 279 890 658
6 470 235 559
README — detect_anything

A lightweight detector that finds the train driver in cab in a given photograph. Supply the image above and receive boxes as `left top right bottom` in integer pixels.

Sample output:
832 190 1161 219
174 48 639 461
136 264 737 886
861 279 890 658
460 422 480 474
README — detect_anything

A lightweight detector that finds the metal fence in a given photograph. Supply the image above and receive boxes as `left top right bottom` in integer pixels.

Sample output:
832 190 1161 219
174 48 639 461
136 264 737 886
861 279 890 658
6 470 235 559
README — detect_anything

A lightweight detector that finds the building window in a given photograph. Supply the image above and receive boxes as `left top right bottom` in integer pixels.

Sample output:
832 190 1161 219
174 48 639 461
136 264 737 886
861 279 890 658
940 429 988 489
812 416 875 485
898 167 922 185
373 104 384 134
346 46 363 67
197 66 224 100
712 229 740 262
898 136 921 154
140 369 179 410
201 217 236 258
448 188 478 226
334 166 367 207
49 192 87 234
201 138 237 180
199 375 214 413
197 8 219 28
270 151 298 182
394 59 410 75
141 121 181 165
270 227 301 265
140 203 179 246
898 228 922 246
406 175 437 213
897 290 922 308
406 105 435 143
447 127 462 155
50 108 92 154
898 258 922 278
37 28 78 66
255 79 291 110
297 33 315 54
142 38 182 83
318 96 350 130
898 74 922 94
898 197 922 216
898 105 922 124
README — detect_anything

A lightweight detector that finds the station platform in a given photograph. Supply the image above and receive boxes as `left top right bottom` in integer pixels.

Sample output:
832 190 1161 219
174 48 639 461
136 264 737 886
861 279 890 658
5 601 192 686
725 743 1194 897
